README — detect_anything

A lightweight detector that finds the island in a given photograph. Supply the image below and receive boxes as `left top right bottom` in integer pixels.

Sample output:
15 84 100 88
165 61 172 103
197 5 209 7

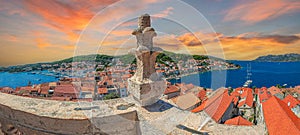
254 53 300 62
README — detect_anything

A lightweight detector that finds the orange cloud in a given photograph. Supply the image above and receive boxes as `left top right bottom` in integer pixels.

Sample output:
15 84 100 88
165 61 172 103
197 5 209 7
219 34 300 60
224 0 300 24
35 38 51 48
176 32 222 46
23 0 118 42
177 32 202 46
158 31 300 60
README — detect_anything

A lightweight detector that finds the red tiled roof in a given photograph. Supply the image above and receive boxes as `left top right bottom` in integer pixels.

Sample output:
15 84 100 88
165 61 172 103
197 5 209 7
262 96 300 135
0 87 13 91
238 90 253 108
231 90 240 97
196 88 233 122
240 88 252 98
0 87 14 94
39 86 50 95
258 88 272 103
233 97 239 105
224 116 252 126
54 84 79 94
268 86 283 96
191 100 206 113
235 87 242 91
197 90 207 101
98 88 108 94
282 95 300 109
19 86 38 92
164 85 180 95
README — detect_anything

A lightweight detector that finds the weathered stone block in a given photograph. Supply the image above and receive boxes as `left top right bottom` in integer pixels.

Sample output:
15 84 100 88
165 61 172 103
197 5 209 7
128 78 166 106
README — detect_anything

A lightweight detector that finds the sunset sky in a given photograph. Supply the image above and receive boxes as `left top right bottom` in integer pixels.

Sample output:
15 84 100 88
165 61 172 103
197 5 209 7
0 0 300 66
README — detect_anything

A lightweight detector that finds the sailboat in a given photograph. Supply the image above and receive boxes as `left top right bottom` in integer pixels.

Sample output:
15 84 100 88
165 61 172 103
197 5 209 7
243 63 252 87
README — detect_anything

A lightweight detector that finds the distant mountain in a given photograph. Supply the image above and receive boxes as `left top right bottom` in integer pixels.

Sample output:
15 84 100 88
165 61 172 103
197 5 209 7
254 53 300 62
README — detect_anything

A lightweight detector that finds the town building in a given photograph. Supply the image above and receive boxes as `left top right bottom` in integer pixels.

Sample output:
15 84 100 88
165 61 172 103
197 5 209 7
237 88 254 121
192 88 236 124
224 116 252 126
53 84 80 99
164 85 180 99
262 96 300 135
174 92 200 111
282 95 300 118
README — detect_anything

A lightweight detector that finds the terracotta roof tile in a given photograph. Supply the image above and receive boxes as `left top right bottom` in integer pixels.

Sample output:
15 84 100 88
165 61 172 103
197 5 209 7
282 95 300 109
258 88 271 103
98 88 108 94
54 84 79 94
224 116 252 126
262 96 300 135
191 100 207 113
231 91 240 97
268 86 283 96
164 85 180 94
200 88 233 122
238 90 253 108
197 90 207 101
233 97 239 105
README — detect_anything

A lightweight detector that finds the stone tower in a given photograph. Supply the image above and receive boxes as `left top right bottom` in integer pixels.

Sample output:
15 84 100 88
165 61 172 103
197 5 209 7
128 14 166 106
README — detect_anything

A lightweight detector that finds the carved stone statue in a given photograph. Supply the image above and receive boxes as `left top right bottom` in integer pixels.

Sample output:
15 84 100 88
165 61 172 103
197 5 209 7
128 14 166 106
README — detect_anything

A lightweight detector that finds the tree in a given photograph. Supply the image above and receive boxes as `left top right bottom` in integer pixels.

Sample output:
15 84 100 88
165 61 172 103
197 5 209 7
103 93 120 100
276 84 283 88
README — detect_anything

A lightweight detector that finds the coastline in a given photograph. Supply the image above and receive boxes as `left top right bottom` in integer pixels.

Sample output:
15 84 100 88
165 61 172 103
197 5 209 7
165 67 240 81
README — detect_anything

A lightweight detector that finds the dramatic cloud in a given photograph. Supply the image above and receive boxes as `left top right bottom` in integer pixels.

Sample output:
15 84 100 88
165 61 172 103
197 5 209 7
220 33 300 60
23 0 109 42
176 32 223 46
224 0 300 24
0 0 299 66
163 31 300 60
177 32 203 46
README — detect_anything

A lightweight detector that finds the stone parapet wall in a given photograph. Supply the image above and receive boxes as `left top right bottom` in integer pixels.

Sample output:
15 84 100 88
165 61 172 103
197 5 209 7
0 92 266 135
0 93 140 135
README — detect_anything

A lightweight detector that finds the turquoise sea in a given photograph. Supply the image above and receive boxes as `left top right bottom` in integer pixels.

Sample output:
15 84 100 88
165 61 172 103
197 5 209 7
169 61 300 89
1 61 300 89
0 71 58 88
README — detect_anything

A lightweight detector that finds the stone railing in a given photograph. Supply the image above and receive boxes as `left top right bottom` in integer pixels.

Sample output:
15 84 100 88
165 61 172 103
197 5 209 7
0 93 140 135
0 92 267 135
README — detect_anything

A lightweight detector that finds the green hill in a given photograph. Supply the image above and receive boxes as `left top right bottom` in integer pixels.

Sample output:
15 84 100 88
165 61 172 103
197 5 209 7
0 51 227 72
254 53 300 62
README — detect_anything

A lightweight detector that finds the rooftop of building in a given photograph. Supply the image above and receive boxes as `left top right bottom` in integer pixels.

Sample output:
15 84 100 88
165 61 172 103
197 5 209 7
262 96 300 135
